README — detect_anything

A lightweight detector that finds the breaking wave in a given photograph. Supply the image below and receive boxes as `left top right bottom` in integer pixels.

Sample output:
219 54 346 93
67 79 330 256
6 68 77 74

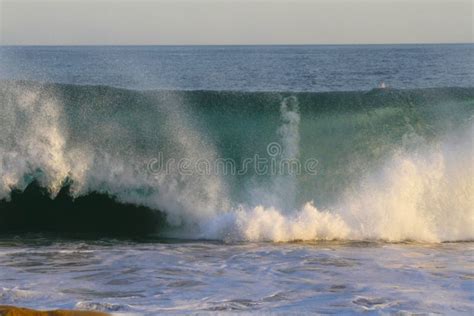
0 80 473 242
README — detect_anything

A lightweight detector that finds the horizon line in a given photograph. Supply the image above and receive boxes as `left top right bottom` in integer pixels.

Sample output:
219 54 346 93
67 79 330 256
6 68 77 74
1 42 473 47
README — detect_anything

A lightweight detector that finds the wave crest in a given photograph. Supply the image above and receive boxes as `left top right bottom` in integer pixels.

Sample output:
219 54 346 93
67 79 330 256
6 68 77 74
1 81 473 242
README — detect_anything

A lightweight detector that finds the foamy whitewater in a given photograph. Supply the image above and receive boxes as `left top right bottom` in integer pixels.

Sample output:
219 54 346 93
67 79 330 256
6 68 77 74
0 45 473 314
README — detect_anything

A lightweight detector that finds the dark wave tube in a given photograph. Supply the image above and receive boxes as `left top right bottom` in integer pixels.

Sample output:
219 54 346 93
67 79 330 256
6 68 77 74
0 181 165 237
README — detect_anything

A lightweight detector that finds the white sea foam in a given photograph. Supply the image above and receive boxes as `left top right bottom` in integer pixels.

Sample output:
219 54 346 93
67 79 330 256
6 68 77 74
201 136 474 242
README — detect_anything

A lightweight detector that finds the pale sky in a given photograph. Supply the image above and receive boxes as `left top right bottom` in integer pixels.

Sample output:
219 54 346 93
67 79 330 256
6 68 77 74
0 0 472 45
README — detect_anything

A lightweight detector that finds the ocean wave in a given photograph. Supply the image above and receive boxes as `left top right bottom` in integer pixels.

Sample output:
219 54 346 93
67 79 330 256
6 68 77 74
0 80 473 242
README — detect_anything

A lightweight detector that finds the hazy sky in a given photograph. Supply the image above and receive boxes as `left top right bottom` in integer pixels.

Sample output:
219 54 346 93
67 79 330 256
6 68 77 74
0 0 472 45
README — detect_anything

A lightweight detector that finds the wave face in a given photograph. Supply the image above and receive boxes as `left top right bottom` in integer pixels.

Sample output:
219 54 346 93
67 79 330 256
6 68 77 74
0 81 473 242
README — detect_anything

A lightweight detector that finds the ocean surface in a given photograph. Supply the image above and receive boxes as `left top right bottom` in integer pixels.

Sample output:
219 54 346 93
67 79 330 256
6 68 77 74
0 45 473 314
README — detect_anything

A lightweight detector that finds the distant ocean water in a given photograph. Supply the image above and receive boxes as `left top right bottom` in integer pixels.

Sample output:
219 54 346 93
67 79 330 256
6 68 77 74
0 45 473 314
1 44 473 91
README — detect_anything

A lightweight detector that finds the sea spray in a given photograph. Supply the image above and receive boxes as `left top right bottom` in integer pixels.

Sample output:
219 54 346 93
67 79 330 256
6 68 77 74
142 91 229 226
0 84 70 197
249 96 301 211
